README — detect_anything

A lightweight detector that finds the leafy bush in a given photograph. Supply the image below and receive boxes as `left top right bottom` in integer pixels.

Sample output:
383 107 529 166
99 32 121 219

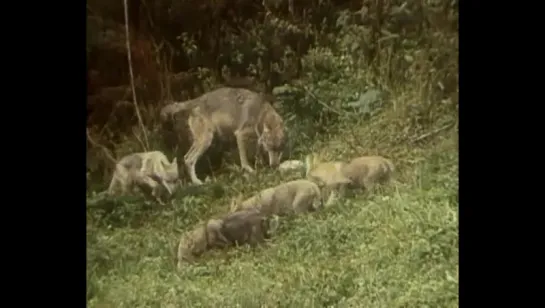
87 0 458 306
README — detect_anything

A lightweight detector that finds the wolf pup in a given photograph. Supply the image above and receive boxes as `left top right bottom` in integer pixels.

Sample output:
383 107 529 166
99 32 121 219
107 151 179 200
177 208 275 268
341 156 395 191
229 179 323 216
87 130 180 203
305 153 394 206
305 153 352 206
160 87 287 185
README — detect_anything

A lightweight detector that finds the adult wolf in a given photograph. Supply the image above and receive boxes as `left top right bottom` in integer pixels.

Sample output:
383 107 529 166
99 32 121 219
160 87 287 185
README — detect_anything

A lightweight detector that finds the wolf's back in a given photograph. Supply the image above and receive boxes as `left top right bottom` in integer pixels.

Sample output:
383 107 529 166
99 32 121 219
117 153 144 170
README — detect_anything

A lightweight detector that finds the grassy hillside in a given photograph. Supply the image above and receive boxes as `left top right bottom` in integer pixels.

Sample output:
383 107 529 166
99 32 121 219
87 1 458 306
86 99 458 307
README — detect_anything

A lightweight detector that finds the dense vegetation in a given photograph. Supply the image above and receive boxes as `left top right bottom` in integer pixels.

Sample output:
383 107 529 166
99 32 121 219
86 0 458 306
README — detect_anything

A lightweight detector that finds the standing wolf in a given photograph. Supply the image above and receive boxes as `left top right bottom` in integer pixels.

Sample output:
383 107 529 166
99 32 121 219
229 179 323 216
160 87 287 185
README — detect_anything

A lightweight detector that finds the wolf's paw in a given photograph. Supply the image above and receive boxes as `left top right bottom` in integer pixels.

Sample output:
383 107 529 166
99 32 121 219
191 179 204 186
242 165 256 173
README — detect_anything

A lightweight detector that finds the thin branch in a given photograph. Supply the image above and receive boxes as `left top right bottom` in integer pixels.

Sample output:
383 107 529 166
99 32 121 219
410 122 455 144
132 126 147 151
299 85 344 116
123 0 150 151
87 128 118 164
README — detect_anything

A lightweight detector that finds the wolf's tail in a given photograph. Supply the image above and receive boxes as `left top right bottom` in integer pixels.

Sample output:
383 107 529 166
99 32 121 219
160 99 200 123
159 100 201 157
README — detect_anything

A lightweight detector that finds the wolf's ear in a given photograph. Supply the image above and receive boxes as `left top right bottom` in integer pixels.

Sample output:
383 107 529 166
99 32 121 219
229 194 244 212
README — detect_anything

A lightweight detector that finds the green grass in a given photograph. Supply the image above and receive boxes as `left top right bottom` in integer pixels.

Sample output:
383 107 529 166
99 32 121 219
87 124 458 307
86 1 458 305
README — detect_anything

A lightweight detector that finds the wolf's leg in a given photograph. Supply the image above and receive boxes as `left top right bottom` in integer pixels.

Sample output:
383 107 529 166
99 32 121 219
325 191 338 207
149 171 175 196
234 126 256 173
133 173 153 195
184 116 214 185
362 177 375 193
249 224 265 246
338 183 348 199
149 181 167 205
183 143 201 185
159 178 173 195
266 215 280 237
324 185 340 207
107 175 119 195
184 137 213 185
108 165 130 196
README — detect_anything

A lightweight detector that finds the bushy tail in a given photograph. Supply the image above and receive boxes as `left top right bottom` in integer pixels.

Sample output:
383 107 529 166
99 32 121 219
160 100 200 123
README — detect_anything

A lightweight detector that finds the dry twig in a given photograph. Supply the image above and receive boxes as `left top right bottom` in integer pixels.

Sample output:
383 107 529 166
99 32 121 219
123 0 150 151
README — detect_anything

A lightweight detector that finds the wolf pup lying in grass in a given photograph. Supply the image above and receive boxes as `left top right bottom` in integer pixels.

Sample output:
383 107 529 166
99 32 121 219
305 153 395 205
177 208 277 268
160 87 287 186
229 179 323 216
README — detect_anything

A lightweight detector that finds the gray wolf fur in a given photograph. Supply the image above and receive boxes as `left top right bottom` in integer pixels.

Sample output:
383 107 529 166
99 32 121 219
177 208 276 268
106 151 180 200
342 156 395 189
305 153 395 206
87 129 180 200
160 87 287 186
229 179 323 216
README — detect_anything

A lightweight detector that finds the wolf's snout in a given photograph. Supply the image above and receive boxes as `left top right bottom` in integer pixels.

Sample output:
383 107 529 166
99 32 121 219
268 151 282 168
